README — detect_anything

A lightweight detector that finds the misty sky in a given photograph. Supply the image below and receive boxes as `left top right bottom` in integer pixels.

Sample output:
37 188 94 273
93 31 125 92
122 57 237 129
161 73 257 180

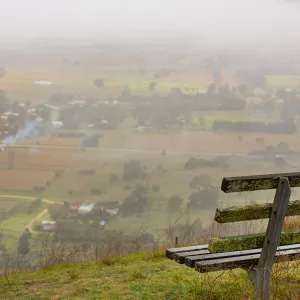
1 0 299 44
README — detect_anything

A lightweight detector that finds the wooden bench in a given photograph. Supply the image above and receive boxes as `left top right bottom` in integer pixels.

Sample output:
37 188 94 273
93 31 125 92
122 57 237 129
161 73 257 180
166 172 300 300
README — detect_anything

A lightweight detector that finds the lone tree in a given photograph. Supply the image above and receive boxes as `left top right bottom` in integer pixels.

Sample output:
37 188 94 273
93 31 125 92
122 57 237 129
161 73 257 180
167 195 183 213
148 81 157 92
18 231 30 255
189 187 218 210
94 78 104 89
123 160 145 181
0 68 6 79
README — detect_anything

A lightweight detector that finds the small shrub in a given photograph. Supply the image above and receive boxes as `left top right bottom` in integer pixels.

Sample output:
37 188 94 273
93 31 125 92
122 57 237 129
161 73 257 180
78 169 95 175
124 184 131 191
110 173 119 183
157 164 163 171
167 195 183 213
130 269 145 280
68 270 79 280
34 198 42 205
54 170 62 178
102 258 116 266
152 185 160 192
90 188 101 196
140 232 155 244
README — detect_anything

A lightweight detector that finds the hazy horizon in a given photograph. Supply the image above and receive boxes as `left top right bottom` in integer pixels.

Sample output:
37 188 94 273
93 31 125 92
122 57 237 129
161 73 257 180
1 0 300 47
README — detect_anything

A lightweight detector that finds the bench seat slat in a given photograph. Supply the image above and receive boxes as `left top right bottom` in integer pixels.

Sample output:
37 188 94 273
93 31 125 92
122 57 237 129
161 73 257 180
221 172 300 193
166 244 208 259
185 243 300 267
195 248 300 273
175 249 210 264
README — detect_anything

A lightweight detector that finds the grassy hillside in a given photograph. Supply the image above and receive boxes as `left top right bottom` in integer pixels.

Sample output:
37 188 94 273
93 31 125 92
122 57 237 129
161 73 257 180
1 251 300 299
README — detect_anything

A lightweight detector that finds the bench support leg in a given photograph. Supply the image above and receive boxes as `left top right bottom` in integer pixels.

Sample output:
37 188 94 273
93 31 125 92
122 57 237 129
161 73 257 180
246 267 257 287
255 177 291 300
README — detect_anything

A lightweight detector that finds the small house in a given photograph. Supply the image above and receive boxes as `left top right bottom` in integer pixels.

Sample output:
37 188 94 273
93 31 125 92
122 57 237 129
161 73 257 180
105 208 119 216
40 221 56 231
68 201 83 211
78 203 95 215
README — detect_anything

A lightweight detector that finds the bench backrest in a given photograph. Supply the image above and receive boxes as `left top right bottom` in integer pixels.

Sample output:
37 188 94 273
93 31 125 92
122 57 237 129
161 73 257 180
209 172 300 253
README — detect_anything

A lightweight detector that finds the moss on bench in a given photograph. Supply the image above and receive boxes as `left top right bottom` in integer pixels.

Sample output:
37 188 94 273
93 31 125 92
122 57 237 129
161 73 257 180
208 229 300 253
215 200 300 223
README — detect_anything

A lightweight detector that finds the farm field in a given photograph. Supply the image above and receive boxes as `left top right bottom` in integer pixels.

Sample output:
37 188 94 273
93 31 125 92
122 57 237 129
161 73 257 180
265 74 300 89
1 39 300 274
0 170 54 190
0 128 299 200
1 66 214 103
0 198 20 214
0 146 77 170
99 131 300 153
12 129 300 154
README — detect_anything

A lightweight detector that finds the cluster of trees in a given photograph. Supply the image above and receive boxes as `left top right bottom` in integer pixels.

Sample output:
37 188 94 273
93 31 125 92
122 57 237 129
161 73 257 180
249 142 297 157
189 187 219 210
58 101 126 130
121 185 150 215
190 174 212 189
123 160 146 181
212 119 297 134
166 187 219 213
184 157 221 170
235 70 267 89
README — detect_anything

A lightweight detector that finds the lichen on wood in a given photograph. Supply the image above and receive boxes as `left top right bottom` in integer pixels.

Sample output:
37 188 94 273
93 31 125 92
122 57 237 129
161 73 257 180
208 229 300 253
221 172 300 193
215 200 300 223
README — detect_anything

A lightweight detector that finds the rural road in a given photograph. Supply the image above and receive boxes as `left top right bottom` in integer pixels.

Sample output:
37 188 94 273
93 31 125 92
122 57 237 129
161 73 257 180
0 195 61 233
9 143 247 157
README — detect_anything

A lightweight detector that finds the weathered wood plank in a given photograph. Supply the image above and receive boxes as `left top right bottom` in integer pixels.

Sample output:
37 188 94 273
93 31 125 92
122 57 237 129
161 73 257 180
221 172 300 193
174 249 210 264
256 177 291 300
208 229 300 253
184 243 300 267
195 248 300 273
166 244 208 259
214 200 300 223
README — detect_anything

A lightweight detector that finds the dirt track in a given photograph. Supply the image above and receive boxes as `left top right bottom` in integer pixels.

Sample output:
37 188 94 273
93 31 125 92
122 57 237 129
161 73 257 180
0 195 60 233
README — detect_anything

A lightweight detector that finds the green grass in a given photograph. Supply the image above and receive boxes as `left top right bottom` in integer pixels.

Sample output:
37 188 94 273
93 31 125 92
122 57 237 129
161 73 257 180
1 251 300 299
0 202 47 232
0 199 20 213
0 252 252 299
194 112 277 129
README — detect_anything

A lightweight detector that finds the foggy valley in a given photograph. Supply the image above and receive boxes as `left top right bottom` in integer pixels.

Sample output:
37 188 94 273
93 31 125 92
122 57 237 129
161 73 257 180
1 0 300 298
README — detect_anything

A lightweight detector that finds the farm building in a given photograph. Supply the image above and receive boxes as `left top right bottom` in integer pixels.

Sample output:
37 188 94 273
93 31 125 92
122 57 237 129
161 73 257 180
105 208 119 216
68 100 87 106
40 221 56 231
68 201 83 211
78 203 96 215
34 81 52 86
